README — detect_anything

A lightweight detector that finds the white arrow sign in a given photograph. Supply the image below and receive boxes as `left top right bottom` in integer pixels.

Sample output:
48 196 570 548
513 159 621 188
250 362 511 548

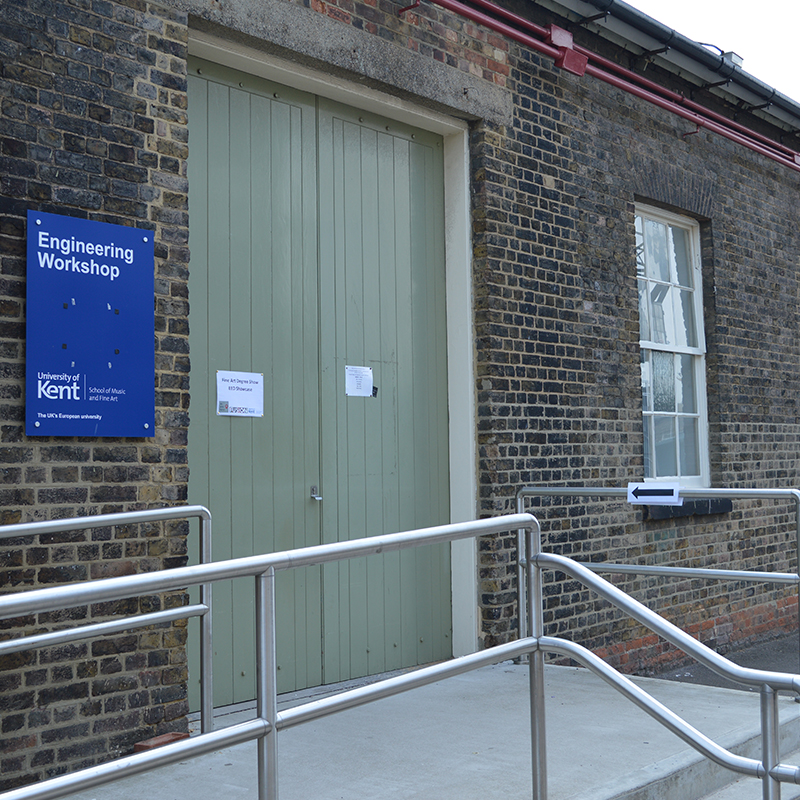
627 482 683 506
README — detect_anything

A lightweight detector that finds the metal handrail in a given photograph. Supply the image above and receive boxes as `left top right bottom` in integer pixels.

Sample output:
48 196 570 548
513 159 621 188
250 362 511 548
0 514 542 800
0 505 215 734
3 509 800 800
522 516 800 800
535 552 800 693
538 636 764 778
516 486 800 651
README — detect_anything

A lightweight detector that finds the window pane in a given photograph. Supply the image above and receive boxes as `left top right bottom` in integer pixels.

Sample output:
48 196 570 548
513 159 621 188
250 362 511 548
677 354 696 414
635 217 645 277
638 279 650 341
649 283 672 344
671 227 692 288
640 350 651 411
654 417 677 477
679 418 700 476
635 208 706 484
644 219 670 282
652 351 675 412
677 289 697 348
643 416 653 478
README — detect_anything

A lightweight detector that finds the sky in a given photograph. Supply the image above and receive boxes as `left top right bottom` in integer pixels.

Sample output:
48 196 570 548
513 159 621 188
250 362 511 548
622 0 800 103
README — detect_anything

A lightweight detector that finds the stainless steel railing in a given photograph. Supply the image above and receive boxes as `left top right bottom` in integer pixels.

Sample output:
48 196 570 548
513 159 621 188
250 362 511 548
0 513 542 800
516 486 800 654
3 507 800 800
520 511 800 800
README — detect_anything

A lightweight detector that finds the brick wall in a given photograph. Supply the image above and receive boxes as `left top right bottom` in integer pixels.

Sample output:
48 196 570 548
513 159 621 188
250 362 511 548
469 6 800 662
306 0 510 87
0 0 191 789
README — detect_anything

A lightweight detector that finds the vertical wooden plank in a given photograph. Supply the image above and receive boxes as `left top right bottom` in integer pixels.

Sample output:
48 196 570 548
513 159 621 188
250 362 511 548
288 99 322 690
333 115 354 682
300 92 324 685
376 131 402 672
205 77 235 706
248 86 282 690
409 140 433 666
228 86 257 703
186 72 209 712
391 136 419 668
249 90 274 554
343 120 369 680
319 109 345 684
268 97 298 689
357 123 388 677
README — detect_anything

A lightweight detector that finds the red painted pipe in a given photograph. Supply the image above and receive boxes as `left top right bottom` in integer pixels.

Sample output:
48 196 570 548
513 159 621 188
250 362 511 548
574 43 800 161
437 0 799 161
584 61 800 172
420 0 800 174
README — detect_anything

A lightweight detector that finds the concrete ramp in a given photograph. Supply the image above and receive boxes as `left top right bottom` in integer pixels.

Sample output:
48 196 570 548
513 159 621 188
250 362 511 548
64 663 800 800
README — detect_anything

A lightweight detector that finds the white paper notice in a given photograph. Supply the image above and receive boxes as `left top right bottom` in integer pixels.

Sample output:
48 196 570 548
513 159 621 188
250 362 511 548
345 365 373 397
216 370 264 417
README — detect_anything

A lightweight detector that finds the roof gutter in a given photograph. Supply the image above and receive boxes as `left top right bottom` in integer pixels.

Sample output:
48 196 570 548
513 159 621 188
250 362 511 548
581 0 800 129
462 0 800 161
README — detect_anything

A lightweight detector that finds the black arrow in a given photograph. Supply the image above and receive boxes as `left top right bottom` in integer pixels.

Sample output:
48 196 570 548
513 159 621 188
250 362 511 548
632 486 674 499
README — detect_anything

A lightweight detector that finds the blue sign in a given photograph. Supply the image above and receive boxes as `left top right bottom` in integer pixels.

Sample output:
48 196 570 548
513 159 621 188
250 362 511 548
26 210 155 437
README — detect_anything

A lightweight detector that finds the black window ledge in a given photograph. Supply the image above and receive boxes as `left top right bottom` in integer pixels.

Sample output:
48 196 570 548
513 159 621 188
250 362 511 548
643 498 733 521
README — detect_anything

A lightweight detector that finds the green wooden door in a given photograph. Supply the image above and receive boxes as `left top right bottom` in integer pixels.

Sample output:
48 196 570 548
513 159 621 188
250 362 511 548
188 60 451 704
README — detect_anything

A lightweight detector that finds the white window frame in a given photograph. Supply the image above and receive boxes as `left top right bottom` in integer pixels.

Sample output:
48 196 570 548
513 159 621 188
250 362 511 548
636 203 709 488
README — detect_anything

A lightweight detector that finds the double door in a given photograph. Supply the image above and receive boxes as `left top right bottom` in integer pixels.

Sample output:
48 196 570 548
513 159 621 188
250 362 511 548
187 59 451 702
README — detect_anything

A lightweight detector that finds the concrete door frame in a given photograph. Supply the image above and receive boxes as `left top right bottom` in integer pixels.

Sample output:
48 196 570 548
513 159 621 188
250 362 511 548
187 30 478 656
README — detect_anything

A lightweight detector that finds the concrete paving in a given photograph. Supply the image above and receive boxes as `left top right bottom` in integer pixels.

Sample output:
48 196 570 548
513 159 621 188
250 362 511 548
63 660 800 800
655 632 800 693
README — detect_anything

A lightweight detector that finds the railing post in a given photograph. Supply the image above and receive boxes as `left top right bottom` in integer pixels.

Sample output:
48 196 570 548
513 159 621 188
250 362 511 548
517 491 529 644
794 492 800 677
526 519 547 800
256 568 279 800
761 684 781 800
199 512 214 734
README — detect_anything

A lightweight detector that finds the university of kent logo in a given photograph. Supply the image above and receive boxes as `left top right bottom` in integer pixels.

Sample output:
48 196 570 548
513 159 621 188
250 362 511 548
37 372 81 401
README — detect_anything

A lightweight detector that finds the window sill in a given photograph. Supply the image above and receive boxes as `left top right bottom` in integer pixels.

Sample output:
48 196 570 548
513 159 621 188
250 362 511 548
642 498 733 521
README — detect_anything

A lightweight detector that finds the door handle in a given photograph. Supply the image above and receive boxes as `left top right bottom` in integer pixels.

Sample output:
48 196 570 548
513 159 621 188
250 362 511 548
310 485 322 501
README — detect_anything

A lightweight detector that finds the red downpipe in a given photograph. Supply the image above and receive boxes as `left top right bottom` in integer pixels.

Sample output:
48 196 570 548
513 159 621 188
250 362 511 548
417 0 800 174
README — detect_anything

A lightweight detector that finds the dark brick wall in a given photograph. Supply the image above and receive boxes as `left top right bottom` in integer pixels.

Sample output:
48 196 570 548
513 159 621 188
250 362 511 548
469 7 800 664
0 0 191 789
